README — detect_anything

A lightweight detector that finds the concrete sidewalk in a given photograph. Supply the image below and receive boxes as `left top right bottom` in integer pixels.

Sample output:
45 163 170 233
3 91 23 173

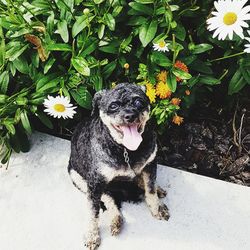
0 132 250 250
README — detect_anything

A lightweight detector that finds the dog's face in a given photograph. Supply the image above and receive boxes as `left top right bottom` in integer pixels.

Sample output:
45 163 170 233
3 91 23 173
92 83 150 151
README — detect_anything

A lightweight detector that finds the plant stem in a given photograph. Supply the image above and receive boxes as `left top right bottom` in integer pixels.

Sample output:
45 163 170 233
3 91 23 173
209 51 246 63
219 69 228 80
172 34 176 63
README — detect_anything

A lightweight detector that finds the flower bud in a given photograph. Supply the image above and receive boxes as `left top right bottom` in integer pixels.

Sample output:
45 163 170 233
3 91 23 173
83 8 90 15
124 63 129 69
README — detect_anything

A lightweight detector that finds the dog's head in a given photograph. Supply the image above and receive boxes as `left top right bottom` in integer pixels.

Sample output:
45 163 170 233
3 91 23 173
92 83 150 151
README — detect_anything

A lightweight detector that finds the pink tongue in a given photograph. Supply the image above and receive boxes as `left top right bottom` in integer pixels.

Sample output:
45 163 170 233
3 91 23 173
120 124 142 151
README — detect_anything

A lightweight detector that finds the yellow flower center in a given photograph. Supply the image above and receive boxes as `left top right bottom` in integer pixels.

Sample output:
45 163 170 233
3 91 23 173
223 12 237 25
54 104 66 112
158 41 166 48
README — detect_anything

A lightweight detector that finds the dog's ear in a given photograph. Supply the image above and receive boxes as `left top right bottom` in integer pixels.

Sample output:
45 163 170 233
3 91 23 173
91 90 107 116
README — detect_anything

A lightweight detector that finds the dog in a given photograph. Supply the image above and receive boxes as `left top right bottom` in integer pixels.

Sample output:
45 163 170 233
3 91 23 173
68 83 169 250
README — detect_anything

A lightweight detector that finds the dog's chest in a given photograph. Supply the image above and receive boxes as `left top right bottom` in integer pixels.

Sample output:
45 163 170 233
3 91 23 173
98 145 157 182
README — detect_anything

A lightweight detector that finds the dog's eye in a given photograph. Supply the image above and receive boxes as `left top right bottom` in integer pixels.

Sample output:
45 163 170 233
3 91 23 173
134 98 144 109
109 102 120 111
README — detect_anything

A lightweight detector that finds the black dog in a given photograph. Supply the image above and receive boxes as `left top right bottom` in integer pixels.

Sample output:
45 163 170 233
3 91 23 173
68 83 169 250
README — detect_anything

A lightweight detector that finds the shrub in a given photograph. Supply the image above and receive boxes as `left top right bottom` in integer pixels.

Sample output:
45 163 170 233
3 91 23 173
0 0 250 163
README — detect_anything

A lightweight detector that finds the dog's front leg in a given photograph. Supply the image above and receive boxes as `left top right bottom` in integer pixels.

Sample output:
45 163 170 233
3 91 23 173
85 181 104 250
142 161 170 221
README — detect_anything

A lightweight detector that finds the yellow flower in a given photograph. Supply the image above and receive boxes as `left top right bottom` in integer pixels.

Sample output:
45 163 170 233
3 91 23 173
156 70 167 83
146 83 156 103
185 89 191 96
171 98 181 106
172 115 184 126
155 81 171 99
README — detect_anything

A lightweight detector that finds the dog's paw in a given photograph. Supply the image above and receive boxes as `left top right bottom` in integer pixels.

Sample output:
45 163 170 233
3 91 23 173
111 215 123 236
157 186 167 198
154 203 170 221
84 233 101 250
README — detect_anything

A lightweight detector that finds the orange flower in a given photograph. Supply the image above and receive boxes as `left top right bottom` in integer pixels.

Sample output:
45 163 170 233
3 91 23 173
156 70 167 83
172 115 184 125
185 89 191 95
146 83 156 103
171 98 181 106
174 60 189 82
155 81 171 99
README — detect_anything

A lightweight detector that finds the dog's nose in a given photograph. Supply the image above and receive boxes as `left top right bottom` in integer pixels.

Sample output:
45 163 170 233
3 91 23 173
124 113 137 123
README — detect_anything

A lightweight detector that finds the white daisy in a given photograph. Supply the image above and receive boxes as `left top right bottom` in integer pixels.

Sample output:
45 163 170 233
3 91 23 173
153 40 169 52
244 30 250 53
207 0 250 40
43 95 77 119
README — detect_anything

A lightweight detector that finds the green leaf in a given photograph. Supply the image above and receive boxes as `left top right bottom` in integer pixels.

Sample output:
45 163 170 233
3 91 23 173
70 86 92 109
44 57 56 74
191 44 213 54
57 20 69 43
167 72 177 92
4 123 16 135
151 52 172 67
172 68 192 80
20 110 32 134
36 73 61 92
0 71 9 94
94 0 105 3
0 26 5 67
99 44 119 54
90 75 103 91
127 16 148 26
135 0 154 3
239 61 250 84
189 59 213 74
6 44 29 61
37 111 53 129
98 24 105 39
228 70 246 95
71 57 90 76
187 76 200 87
180 55 197 65
46 43 72 51
80 38 99 57
139 20 157 47
0 94 8 103
13 56 29 74
31 52 39 68
199 76 221 85
29 96 46 105
37 78 61 93
129 2 153 15
72 15 94 38
32 0 51 9
174 24 186 41
102 61 117 79
47 11 55 34
104 13 115 31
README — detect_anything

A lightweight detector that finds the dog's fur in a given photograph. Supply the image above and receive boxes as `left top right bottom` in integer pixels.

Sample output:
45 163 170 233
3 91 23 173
68 83 169 250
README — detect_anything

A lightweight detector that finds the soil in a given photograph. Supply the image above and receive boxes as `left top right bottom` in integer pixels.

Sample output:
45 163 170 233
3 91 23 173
157 95 250 187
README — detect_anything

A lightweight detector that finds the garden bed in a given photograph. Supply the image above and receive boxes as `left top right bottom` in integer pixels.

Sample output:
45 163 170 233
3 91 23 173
158 92 250 186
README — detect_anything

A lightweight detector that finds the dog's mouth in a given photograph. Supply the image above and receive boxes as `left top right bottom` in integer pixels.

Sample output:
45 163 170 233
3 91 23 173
113 123 143 151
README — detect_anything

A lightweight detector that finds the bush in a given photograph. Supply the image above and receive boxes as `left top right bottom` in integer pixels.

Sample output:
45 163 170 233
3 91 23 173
0 0 250 163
